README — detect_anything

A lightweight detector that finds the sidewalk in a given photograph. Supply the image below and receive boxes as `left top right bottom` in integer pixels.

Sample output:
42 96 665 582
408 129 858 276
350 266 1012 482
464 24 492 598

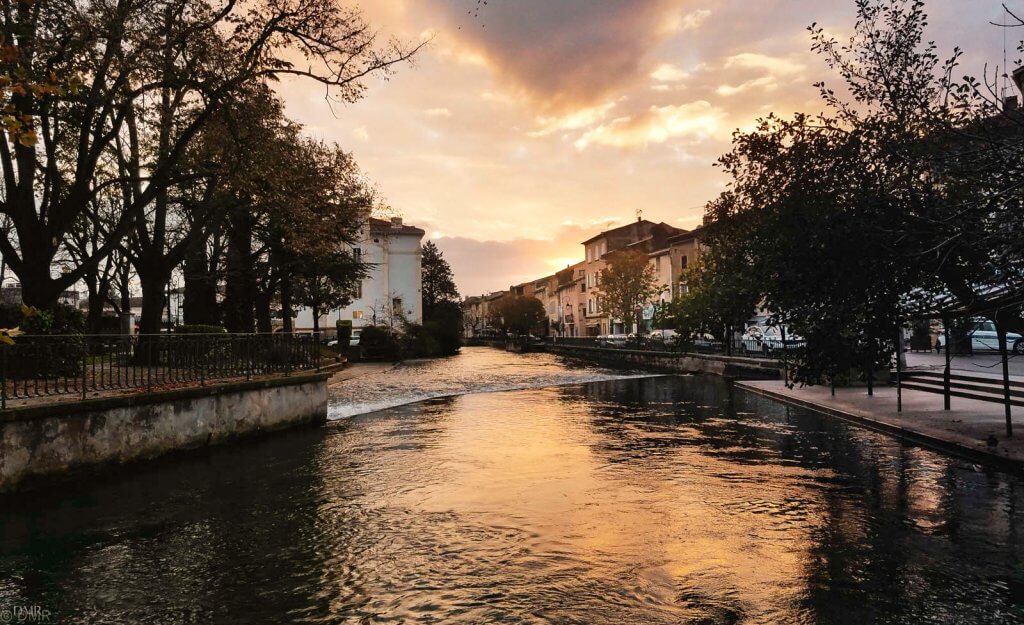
736 380 1024 468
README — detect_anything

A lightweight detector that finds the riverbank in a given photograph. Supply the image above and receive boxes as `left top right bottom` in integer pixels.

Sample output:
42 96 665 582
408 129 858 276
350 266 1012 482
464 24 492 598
737 380 1024 469
0 370 334 493
544 343 782 379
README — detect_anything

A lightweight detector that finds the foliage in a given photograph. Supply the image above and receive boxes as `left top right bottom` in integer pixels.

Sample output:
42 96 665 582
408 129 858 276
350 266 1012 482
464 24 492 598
2 304 86 336
358 325 401 361
599 249 662 328
293 249 367 334
0 0 422 338
488 296 545 335
659 257 759 343
336 320 353 347
422 241 460 321
696 0 1024 385
422 300 463 356
1 305 86 378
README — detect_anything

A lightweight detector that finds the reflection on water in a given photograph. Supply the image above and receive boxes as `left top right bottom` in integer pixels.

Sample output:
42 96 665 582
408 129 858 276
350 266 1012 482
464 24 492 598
1 351 1023 624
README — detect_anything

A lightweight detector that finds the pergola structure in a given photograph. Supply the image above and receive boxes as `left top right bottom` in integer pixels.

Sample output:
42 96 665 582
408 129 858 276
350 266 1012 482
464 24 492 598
900 286 1024 437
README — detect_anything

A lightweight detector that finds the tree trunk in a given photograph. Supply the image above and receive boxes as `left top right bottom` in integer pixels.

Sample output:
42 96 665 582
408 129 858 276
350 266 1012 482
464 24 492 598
312 301 320 336
17 254 63 309
137 266 169 336
223 210 255 333
183 242 219 326
86 287 106 334
280 271 294 333
255 288 273 333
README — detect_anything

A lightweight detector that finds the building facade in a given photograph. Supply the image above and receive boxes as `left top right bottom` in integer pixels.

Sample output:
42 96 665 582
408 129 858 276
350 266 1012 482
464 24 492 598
295 217 424 332
581 220 683 335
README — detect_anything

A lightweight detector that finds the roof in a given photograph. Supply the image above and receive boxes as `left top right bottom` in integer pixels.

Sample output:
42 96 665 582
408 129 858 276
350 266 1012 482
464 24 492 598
667 225 705 245
581 219 676 246
368 217 425 236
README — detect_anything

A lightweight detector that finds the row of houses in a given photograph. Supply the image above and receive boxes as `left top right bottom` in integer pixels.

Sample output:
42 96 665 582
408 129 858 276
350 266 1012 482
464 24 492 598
464 218 705 338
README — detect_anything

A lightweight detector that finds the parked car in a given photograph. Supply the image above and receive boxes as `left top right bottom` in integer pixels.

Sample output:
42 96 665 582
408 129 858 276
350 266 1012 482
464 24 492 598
936 319 1024 354
598 334 629 347
646 329 678 347
741 325 804 353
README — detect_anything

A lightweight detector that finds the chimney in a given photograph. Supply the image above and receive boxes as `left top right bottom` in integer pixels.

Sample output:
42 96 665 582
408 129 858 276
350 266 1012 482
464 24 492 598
1005 95 1019 113
390 216 403 228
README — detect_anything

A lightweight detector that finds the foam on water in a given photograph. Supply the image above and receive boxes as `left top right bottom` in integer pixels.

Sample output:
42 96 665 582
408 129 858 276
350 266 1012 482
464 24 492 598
327 346 659 420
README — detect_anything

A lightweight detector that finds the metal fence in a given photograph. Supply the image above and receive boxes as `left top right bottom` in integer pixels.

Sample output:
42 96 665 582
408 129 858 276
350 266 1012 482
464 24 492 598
0 333 322 408
547 336 802 360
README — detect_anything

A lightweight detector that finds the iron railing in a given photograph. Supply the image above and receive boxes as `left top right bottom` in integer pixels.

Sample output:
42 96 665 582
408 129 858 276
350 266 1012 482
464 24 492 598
0 333 322 408
546 335 803 360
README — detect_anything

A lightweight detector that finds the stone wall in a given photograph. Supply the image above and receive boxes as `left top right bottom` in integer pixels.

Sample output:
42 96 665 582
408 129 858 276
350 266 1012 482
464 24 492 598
0 373 328 492
545 344 783 379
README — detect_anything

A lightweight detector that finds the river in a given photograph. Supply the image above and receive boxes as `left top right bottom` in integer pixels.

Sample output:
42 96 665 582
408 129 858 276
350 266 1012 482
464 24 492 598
1 347 1023 623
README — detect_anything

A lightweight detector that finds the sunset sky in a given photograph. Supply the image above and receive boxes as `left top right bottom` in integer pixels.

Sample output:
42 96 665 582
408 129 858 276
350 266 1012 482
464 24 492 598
279 0 1017 297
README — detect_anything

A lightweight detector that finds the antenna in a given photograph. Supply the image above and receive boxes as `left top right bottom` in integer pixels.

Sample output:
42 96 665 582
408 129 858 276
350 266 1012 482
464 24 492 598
636 208 643 222
1004 6 1010 101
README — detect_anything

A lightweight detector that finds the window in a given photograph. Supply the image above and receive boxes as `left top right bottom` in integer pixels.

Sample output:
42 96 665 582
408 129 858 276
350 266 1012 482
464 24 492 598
353 247 362 263
587 298 594 314
680 255 688 270
354 281 363 299
392 297 403 313
353 310 364 320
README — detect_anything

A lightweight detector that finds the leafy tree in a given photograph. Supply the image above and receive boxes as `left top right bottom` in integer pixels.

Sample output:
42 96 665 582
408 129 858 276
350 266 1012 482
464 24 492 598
699 0 1024 384
489 295 545 335
660 249 760 344
294 250 366 336
600 249 662 333
0 0 422 312
421 241 460 321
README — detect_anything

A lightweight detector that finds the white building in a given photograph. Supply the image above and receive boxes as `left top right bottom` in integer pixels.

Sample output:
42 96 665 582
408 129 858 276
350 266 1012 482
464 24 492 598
295 217 425 332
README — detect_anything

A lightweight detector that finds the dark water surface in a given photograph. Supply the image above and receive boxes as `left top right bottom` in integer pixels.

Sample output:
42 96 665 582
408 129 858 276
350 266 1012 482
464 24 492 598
2 349 1024 624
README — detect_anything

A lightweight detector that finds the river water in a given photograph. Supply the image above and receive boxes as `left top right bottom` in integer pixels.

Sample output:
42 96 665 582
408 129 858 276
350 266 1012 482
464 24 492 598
2 347 1023 624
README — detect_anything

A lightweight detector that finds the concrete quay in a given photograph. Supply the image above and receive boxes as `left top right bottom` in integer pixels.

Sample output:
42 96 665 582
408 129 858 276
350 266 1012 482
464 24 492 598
736 380 1024 469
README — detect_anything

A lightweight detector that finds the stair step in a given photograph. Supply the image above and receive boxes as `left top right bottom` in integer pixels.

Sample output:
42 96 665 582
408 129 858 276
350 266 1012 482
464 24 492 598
899 369 1024 390
898 381 1024 408
896 375 1024 399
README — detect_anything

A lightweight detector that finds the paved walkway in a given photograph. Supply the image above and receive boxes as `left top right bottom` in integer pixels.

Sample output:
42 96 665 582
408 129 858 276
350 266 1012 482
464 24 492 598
736 380 1024 468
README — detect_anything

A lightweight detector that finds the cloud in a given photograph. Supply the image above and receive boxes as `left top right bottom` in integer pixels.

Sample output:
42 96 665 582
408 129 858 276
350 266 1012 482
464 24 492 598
650 63 689 82
662 8 712 33
573 101 727 150
723 53 805 77
425 107 453 117
716 75 780 96
529 100 618 137
439 0 683 110
352 126 370 142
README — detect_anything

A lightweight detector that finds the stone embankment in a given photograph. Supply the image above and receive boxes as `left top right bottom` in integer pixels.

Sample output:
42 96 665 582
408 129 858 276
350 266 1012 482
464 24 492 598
0 369 335 492
543 343 783 379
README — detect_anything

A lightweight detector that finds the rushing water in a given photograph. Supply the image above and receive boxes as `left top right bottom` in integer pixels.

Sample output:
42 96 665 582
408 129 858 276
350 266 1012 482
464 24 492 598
326 347 649 418
2 347 1024 624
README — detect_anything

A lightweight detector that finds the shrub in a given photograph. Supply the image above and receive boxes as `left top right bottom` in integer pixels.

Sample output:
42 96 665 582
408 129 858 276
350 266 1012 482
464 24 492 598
359 325 400 361
424 300 462 356
401 323 441 358
336 320 352 346
5 304 87 378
